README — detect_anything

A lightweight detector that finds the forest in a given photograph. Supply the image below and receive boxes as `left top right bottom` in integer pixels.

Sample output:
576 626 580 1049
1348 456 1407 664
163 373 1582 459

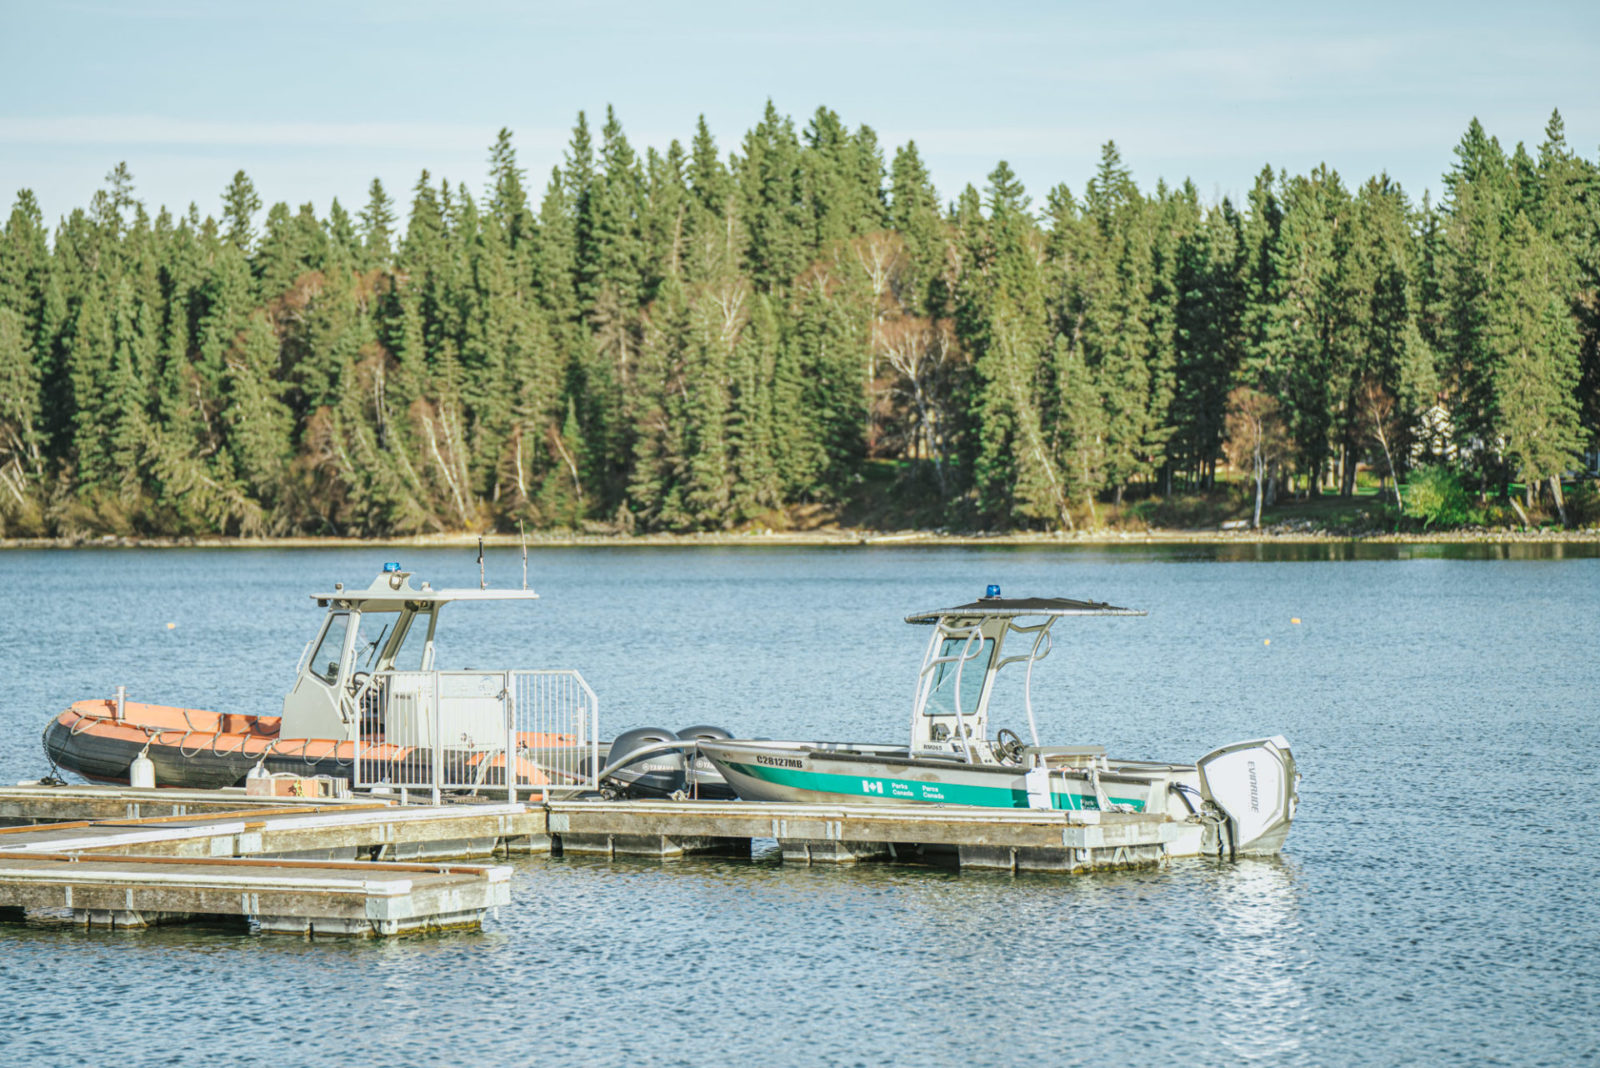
0 105 1595 537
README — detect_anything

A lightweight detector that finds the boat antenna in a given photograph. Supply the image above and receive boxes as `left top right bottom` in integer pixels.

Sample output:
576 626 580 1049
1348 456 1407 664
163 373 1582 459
478 536 486 590
520 521 528 591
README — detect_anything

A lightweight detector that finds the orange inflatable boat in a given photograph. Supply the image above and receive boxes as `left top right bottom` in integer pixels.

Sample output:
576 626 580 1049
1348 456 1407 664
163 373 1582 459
43 697 572 790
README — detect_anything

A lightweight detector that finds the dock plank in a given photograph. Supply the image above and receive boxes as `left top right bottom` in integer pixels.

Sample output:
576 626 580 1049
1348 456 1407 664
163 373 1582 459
0 785 379 826
543 798 1199 871
0 801 546 861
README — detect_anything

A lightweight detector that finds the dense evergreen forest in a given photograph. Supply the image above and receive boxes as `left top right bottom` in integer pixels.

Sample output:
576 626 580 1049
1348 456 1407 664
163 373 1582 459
1 105 1596 537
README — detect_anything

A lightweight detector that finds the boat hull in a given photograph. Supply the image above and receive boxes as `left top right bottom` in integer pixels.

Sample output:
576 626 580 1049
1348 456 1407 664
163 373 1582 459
43 701 348 788
699 741 1165 812
43 699 574 791
701 738 1298 857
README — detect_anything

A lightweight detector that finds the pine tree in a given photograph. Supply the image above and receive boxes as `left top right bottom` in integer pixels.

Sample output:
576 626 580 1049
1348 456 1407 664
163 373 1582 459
487 128 535 254
1079 142 1153 502
1491 212 1583 520
737 101 806 293
0 306 46 528
221 170 262 253
359 179 397 270
963 161 1061 524
222 312 292 514
1442 119 1516 485
889 141 947 317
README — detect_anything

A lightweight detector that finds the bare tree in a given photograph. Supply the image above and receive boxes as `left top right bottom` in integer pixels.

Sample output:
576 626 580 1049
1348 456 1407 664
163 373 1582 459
879 316 957 499
1224 387 1294 529
1357 379 1405 510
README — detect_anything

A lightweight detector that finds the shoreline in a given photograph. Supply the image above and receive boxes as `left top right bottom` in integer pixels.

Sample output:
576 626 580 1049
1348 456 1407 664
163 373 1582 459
3 526 1597 550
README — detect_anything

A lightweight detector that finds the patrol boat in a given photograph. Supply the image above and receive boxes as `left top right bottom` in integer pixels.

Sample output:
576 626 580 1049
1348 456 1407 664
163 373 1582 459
699 588 1299 857
42 565 733 799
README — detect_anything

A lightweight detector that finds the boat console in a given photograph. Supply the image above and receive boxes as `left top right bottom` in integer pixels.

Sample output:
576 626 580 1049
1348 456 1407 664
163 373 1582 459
282 566 540 742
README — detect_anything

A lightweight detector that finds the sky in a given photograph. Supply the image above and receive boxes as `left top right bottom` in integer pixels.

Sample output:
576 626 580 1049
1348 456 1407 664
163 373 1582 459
2 1 1597 227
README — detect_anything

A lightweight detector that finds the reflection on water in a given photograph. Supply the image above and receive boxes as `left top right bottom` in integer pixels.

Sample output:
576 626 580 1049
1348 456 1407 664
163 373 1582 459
0 544 1597 1067
1206 859 1307 1061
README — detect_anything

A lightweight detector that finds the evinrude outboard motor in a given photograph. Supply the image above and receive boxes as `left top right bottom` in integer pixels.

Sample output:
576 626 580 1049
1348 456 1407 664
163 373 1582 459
600 727 687 799
677 725 737 800
1196 736 1300 858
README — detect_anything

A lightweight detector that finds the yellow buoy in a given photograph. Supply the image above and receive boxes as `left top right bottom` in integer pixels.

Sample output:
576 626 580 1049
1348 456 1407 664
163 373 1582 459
1263 638 1271 646
166 622 176 630
1291 617 1301 625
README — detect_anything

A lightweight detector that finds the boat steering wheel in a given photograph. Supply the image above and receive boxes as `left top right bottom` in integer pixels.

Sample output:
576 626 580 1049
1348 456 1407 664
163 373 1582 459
995 728 1026 765
348 670 371 695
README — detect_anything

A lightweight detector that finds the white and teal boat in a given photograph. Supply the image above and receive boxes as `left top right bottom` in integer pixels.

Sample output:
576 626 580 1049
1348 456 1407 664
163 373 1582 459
700 588 1299 857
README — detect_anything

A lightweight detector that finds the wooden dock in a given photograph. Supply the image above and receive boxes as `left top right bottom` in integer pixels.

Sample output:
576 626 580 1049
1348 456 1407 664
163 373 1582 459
0 784 380 825
544 797 1192 872
0 797 544 862
0 784 1202 938
0 786 531 937
0 851 510 937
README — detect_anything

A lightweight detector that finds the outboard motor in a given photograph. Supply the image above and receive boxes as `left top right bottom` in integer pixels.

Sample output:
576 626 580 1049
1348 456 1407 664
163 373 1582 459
677 725 737 800
1196 736 1299 857
600 727 687 799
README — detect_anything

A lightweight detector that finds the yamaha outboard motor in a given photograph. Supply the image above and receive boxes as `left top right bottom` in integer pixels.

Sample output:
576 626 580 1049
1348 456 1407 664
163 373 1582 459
677 725 737 800
600 727 687 799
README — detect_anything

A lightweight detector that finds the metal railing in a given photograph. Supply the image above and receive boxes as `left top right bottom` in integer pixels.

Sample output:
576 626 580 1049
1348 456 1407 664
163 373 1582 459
352 669 599 803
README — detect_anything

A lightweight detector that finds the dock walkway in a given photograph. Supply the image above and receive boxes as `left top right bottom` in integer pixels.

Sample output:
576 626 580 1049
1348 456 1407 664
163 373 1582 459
0 786 530 937
0 784 1201 937
0 795 542 861
0 784 379 824
0 851 509 936
545 797 1187 871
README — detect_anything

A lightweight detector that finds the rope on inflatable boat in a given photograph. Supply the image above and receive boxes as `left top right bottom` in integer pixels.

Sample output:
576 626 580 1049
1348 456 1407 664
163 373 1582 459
297 736 353 770
209 727 251 758
69 704 237 762
67 710 102 737
60 703 356 772
175 708 207 759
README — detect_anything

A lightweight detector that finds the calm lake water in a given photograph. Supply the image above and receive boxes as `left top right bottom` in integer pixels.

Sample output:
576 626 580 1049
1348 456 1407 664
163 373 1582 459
0 543 1596 1067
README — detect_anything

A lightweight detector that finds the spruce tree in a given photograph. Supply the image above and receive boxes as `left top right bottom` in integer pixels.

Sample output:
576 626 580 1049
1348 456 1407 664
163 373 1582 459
221 170 262 253
359 178 397 270
1491 212 1583 520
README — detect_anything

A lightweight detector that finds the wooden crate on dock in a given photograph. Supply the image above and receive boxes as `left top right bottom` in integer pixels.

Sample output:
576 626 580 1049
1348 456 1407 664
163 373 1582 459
245 773 350 800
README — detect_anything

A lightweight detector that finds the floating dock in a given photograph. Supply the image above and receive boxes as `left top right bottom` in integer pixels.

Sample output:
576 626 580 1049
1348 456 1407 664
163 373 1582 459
0 784 1201 937
2 786 1191 873
0 786 528 937
0 793 543 862
0 784 380 825
0 851 510 937
544 798 1184 872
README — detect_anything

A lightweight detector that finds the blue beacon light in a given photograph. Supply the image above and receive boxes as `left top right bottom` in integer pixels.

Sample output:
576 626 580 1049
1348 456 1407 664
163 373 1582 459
985 584 1002 599
383 562 402 572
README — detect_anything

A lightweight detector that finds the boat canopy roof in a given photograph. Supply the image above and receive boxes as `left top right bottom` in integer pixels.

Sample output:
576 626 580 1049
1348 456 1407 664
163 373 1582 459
905 595 1143 624
312 569 539 611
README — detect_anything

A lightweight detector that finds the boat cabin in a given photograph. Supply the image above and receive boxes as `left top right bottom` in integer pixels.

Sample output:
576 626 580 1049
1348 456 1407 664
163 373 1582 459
282 564 540 740
905 587 1143 763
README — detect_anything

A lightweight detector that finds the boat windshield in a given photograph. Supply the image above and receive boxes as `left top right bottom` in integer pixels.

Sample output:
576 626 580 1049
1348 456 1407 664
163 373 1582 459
353 612 395 670
310 612 351 684
389 609 434 671
922 636 992 717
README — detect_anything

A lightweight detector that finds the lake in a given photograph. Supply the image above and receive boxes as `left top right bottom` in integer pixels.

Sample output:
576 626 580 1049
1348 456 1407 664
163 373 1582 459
0 543 1596 1066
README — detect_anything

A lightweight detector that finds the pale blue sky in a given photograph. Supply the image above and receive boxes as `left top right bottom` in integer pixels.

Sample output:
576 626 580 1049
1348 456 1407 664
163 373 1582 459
2 1 1596 226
